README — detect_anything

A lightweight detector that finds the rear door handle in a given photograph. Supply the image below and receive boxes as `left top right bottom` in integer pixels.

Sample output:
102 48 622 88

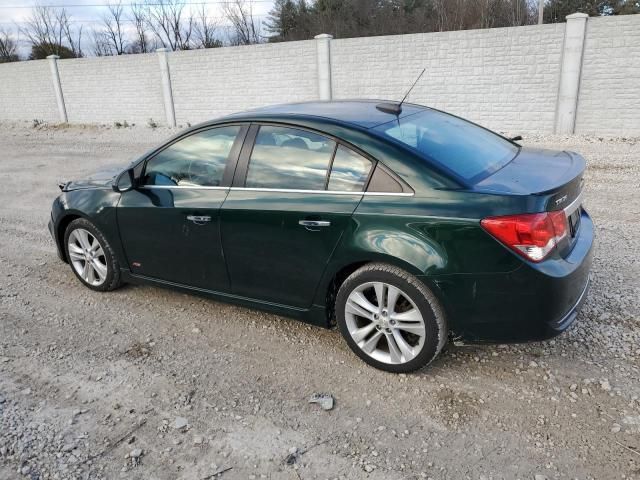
187 215 212 225
299 220 331 231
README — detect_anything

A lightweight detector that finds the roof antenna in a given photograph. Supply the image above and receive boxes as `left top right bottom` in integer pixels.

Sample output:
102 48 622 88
376 68 426 116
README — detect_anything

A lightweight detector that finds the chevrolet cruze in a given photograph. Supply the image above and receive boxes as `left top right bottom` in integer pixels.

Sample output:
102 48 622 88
49 101 593 372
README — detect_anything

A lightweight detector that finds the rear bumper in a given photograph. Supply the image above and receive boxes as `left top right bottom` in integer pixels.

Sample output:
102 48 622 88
547 275 589 333
428 208 594 344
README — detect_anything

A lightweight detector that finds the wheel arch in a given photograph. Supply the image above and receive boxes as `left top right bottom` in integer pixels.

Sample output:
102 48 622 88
53 189 124 268
318 253 451 328
56 210 87 263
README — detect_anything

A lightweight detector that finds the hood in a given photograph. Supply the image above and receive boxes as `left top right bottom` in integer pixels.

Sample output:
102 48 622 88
61 164 125 192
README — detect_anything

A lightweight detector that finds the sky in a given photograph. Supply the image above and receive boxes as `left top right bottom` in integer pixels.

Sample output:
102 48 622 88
0 0 275 56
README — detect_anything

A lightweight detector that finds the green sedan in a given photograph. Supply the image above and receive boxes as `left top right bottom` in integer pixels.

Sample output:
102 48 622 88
48 100 593 373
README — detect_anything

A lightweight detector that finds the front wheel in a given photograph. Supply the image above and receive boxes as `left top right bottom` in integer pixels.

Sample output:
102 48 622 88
64 218 122 292
336 263 447 373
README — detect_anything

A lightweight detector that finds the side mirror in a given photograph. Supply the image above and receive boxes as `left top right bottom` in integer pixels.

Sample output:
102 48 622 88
112 168 135 193
510 135 523 142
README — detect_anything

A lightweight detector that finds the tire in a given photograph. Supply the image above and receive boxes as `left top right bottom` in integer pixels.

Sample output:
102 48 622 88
336 263 447 373
63 217 122 292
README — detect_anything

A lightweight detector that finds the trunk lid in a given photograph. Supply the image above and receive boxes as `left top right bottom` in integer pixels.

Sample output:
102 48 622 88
476 147 586 257
475 147 585 210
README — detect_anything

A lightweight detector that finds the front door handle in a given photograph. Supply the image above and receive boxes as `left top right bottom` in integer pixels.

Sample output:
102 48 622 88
299 220 331 231
187 215 212 225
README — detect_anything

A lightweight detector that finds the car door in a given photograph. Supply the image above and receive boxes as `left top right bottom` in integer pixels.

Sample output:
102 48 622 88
220 124 374 308
117 124 247 291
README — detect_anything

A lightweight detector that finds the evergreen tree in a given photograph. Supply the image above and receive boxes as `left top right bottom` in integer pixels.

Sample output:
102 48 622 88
266 0 314 42
265 0 640 42
543 0 638 22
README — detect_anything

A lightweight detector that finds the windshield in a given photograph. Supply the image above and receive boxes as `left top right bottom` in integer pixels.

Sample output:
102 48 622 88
374 109 518 183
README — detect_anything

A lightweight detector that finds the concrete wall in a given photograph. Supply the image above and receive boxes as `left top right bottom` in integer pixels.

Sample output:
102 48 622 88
575 15 640 135
170 40 317 124
0 59 59 122
332 23 566 133
0 14 639 136
56 54 165 124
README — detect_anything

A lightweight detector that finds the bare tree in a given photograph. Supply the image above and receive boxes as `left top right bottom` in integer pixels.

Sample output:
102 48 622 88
418 0 535 32
129 2 152 53
147 0 194 51
193 4 222 48
0 27 20 62
101 1 128 54
478 0 535 27
60 8 83 57
20 5 83 59
92 29 112 56
224 0 262 46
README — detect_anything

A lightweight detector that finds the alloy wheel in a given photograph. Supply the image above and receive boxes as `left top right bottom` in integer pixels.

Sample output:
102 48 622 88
344 281 426 365
67 228 108 287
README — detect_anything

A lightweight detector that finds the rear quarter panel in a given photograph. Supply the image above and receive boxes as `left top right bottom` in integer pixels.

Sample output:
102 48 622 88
349 193 525 273
314 191 528 331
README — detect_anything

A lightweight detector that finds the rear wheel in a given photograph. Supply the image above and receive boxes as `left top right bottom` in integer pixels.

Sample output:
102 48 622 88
336 263 447 373
64 218 122 292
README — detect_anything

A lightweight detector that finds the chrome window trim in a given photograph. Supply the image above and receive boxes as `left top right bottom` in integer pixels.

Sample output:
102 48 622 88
140 185 229 191
231 187 413 196
563 190 583 216
363 191 414 197
139 185 413 196
231 187 359 195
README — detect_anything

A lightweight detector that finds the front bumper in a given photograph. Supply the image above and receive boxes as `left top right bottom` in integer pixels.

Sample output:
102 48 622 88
429 208 594 344
49 208 66 262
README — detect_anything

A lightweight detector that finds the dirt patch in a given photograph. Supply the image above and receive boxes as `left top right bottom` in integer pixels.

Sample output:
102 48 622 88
124 341 153 359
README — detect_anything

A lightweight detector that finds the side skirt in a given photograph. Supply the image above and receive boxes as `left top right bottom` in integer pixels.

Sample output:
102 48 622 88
120 271 331 329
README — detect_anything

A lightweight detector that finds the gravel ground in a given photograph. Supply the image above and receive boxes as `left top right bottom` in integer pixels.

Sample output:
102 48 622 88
0 121 639 480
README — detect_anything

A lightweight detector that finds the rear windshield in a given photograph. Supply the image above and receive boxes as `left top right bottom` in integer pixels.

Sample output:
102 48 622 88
373 109 518 183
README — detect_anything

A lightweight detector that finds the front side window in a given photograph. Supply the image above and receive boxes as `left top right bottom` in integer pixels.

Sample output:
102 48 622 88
328 146 372 192
143 125 241 187
245 126 336 190
374 109 518 183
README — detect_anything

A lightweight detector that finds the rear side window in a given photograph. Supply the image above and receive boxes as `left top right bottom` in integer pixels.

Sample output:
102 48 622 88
143 126 241 187
374 109 518 183
246 126 336 190
328 146 372 192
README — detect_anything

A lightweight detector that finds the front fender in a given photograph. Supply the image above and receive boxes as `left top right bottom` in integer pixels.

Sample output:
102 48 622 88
51 188 124 264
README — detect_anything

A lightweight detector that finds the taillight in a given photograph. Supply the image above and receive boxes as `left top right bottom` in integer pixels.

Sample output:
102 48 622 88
480 211 568 262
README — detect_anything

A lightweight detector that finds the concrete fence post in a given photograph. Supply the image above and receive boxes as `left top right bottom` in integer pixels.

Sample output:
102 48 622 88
555 13 588 134
156 48 177 127
314 34 333 101
47 55 68 123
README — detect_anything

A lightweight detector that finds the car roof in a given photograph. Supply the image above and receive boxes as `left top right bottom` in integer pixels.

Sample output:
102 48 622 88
223 100 426 129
